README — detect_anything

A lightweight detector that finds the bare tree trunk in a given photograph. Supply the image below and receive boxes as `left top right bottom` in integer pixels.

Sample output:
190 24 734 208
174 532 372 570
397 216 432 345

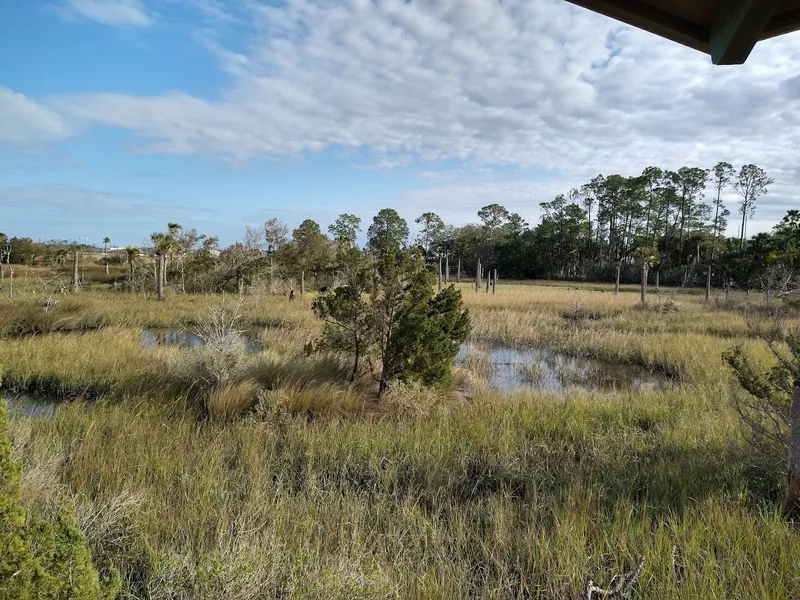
156 255 165 301
71 251 80 293
475 259 480 293
640 264 648 304
457 258 461 284
350 337 360 383
104 246 109 275
492 269 497 294
8 269 12 299
445 254 449 284
437 257 442 293
614 261 621 295
655 270 660 295
485 273 490 293
787 386 800 517
300 270 305 295
705 265 712 302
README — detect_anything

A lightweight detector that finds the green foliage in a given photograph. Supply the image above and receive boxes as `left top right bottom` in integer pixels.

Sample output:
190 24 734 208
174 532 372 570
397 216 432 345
724 336 799 470
288 219 330 276
8 237 37 265
414 212 445 261
0 394 34 599
366 208 408 257
313 248 470 395
0 399 117 600
328 213 361 250
311 257 372 381
391 282 471 387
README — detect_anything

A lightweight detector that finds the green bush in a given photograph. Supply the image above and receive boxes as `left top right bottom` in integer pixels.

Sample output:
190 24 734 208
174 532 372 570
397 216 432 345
0 399 119 599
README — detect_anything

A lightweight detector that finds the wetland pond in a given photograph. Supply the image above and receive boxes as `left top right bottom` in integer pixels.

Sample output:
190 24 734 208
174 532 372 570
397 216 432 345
457 343 671 395
142 328 262 352
2 391 60 418
141 330 671 395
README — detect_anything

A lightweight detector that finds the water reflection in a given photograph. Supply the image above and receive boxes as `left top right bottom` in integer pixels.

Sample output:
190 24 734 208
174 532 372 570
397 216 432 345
142 328 261 352
457 344 670 395
2 392 59 418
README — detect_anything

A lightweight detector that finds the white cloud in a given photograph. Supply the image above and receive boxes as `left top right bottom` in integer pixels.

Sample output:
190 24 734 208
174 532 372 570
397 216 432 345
48 1 800 169
0 87 71 144
57 0 152 27
7 0 800 232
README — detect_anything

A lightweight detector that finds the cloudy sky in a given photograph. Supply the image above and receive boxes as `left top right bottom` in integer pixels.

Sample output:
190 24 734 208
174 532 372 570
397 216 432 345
2 0 799 245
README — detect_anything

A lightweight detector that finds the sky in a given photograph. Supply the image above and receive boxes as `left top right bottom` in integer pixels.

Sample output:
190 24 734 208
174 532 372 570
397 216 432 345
2 0 799 247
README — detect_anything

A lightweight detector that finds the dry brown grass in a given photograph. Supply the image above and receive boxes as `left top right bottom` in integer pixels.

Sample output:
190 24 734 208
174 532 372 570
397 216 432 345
205 380 261 421
2 282 800 598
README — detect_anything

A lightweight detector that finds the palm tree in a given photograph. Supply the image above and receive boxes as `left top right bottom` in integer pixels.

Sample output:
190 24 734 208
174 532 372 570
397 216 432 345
634 246 659 305
125 246 139 276
151 230 178 301
103 237 111 275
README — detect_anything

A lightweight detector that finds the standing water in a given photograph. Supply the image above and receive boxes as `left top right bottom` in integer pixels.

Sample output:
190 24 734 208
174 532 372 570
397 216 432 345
142 328 262 353
2 392 60 418
457 343 670 395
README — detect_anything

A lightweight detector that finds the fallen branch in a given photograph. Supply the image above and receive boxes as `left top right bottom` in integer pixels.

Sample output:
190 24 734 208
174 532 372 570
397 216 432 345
582 555 644 599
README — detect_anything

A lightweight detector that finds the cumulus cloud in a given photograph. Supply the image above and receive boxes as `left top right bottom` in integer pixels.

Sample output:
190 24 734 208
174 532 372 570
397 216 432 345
7 0 800 233
0 87 71 144
47 0 800 166
57 0 152 27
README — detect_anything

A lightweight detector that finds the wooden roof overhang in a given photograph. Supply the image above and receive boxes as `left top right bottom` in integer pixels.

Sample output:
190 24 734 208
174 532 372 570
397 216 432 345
565 0 800 64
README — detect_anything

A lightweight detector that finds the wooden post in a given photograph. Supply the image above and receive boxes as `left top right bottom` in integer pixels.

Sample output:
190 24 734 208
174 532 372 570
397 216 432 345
457 257 461 283
301 270 305 295
475 259 480 293
445 254 449 284
614 261 621 295
492 269 497 294
655 270 660 295
270 255 275 294
437 256 443 293
640 264 648 304
485 272 490 293
156 255 165 301
705 265 712 302
71 250 80 293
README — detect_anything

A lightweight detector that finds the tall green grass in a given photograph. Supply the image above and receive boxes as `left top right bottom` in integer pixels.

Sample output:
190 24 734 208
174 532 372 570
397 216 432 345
8 393 797 598
2 284 799 598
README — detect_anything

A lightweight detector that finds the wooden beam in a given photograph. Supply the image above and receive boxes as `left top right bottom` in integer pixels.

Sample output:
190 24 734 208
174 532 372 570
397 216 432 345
763 8 800 40
566 0 709 53
710 0 782 64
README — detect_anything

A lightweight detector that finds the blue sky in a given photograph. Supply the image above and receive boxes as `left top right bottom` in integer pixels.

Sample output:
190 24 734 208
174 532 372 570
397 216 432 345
2 0 800 246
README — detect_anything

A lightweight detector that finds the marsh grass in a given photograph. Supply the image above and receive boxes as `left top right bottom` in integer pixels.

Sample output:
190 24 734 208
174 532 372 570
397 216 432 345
205 380 261 421
519 360 543 385
2 283 800 598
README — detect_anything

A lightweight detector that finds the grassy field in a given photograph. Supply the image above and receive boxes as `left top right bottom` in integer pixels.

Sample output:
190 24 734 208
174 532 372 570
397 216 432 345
1 272 799 598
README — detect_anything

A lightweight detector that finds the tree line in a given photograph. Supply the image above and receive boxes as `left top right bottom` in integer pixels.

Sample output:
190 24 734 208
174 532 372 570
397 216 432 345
2 162 798 297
